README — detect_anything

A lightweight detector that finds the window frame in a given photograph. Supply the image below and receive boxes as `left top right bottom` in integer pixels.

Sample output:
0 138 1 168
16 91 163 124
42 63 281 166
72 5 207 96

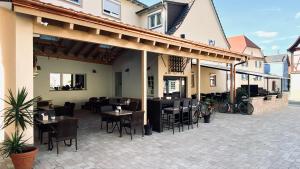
209 74 217 87
148 10 162 29
102 0 121 19
49 73 87 91
63 0 82 6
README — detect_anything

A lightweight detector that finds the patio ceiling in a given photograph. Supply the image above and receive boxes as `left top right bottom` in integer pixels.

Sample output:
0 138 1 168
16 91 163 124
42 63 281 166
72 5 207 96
34 36 125 65
13 0 248 64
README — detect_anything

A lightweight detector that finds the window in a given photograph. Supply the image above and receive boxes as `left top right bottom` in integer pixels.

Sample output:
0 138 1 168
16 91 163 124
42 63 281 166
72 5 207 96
50 73 86 91
255 61 262 68
50 73 61 90
208 40 216 46
103 0 121 18
259 61 262 68
241 74 248 81
253 76 259 81
148 12 162 29
65 0 81 5
62 74 73 87
210 74 216 87
147 76 154 95
242 62 248 67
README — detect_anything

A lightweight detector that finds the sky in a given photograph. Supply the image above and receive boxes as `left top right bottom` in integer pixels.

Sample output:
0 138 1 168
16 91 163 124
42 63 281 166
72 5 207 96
139 0 300 55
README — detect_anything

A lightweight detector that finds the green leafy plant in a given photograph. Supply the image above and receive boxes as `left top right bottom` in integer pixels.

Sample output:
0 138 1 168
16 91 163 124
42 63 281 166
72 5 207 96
0 88 38 158
1 133 28 158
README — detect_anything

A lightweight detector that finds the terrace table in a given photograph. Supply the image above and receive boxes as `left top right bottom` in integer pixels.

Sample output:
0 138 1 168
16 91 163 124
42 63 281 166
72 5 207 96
35 116 78 150
35 116 77 125
102 110 132 137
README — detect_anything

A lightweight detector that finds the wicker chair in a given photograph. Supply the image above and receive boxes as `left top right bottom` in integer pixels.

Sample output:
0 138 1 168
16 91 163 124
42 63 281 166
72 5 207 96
122 111 145 140
181 99 192 131
99 105 117 132
48 119 78 154
162 100 181 134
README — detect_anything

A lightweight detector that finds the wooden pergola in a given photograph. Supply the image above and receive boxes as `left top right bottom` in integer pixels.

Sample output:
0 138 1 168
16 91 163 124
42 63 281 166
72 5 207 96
12 0 249 122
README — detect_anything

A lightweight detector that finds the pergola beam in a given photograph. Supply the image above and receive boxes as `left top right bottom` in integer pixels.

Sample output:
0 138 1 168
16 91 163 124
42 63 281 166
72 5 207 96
14 4 246 62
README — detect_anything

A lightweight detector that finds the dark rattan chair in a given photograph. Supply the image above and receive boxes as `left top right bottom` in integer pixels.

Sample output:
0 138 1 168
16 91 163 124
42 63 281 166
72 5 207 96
122 111 145 140
48 119 78 154
181 99 192 131
99 105 116 132
162 100 181 134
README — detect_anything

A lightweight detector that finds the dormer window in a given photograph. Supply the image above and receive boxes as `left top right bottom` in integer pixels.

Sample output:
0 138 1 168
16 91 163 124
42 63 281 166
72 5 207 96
65 0 81 5
103 0 121 19
148 11 162 29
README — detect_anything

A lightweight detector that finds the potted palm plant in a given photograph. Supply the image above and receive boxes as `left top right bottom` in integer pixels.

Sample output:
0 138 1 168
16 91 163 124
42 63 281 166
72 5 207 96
201 98 215 123
0 88 39 169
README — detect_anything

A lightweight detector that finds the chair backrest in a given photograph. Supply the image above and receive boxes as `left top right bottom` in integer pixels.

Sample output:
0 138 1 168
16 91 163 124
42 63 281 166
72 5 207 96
182 99 190 107
191 99 198 106
128 102 138 111
173 100 181 109
89 97 98 103
100 105 113 113
131 111 144 127
37 101 49 107
54 106 65 116
64 103 76 117
56 119 78 140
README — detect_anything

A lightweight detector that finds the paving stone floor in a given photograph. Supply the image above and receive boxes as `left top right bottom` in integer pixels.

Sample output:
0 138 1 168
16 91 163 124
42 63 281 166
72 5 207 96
1 105 300 169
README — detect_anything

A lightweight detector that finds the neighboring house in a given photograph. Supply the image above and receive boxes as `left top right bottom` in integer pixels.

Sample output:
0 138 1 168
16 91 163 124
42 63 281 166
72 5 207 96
227 35 265 89
288 36 300 102
264 54 290 92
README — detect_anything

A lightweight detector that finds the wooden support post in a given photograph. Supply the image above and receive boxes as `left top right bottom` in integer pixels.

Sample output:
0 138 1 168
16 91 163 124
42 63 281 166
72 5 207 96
229 64 235 103
141 50 147 125
266 77 269 94
197 59 201 101
281 78 283 94
248 74 251 98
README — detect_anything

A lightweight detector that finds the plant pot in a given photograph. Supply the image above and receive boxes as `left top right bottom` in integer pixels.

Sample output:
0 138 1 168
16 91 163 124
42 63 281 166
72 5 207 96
10 147 38 169
144 125 152 136
203 114 211 123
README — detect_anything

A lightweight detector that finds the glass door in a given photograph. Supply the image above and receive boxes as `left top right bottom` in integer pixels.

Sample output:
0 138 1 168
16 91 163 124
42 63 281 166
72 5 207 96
163 76 187 99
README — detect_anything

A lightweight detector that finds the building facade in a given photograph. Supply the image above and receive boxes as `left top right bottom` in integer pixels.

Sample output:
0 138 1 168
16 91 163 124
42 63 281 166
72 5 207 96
228 35 265 90
288 37 300 102
264 54 290 93
0 0 248 142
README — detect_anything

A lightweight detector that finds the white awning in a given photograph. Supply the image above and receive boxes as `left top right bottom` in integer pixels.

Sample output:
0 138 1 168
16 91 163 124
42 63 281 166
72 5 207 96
200 63 289 80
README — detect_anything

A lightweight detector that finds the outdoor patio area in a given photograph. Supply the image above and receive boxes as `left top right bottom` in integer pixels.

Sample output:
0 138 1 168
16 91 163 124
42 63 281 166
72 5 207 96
1 106 300 169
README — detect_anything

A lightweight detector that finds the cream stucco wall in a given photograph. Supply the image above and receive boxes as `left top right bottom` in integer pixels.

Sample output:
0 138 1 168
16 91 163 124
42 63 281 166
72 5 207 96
40 0 144 27
289 73 300 102
112 50 158 98
157 54 192 98
173 0 229 49
34 56 113 108
235 47 264 89
191 65 227 94
0 6 34 143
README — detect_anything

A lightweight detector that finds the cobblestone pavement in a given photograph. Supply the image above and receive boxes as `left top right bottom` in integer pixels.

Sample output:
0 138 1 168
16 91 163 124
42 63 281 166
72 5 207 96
1 106 300 169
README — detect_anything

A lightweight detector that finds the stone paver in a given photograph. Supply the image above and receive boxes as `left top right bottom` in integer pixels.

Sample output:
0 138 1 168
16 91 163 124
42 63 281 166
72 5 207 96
1 106 300 169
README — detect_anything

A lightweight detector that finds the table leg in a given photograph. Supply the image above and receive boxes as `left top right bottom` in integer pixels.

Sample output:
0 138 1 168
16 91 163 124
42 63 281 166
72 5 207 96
119 119 123 137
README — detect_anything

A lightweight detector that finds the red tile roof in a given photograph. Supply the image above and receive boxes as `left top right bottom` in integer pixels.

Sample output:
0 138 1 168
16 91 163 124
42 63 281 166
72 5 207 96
227 35 260 53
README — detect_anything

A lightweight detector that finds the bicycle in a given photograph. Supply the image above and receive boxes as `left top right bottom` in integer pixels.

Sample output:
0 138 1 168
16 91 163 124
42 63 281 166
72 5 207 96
218 96 254 115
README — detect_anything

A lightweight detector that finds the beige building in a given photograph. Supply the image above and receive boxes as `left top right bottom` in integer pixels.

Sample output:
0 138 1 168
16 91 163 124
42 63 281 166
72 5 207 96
288 37 300 102
228 35 265 89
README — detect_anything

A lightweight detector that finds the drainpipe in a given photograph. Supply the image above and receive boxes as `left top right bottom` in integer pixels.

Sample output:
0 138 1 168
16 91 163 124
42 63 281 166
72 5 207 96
232 60 247 104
